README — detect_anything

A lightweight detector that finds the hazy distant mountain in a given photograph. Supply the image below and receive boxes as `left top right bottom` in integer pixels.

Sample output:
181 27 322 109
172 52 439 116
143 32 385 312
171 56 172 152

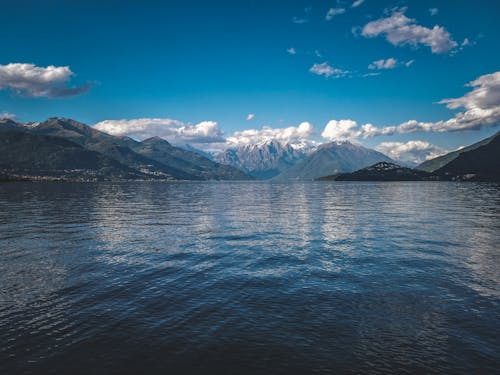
417 131 499 172
178 144 215 160
274 141 394 181
0 131 147 181
0 118 251 181
133 137 252 180
435 133 500 181
215 141 310 179
319 162 437 181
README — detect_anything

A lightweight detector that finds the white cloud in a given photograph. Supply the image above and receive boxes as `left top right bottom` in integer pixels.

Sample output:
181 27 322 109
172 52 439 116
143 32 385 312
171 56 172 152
451 37 476 55
429 8 439 16
0 63 91 98
246 113 255 121
367 58 414 70
0 111 16 119
439 71 500 113
375 141 447 164
362 8 458 54
93 118 225 144
326 8 346 21
310 62 349 78
287 47 297 55
226 122 314 147
362 72 381 77
321 120 359 141
405 59 415 67
368 58 397 70
352 0 365 8
320 71 500 140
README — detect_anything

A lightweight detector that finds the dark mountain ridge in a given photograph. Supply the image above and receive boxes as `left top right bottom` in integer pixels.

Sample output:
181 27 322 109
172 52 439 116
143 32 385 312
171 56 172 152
417 131 499 172
134 137 251 180
435 133 500 181
0 118 251 181
319 162 438 181
317 131 500 182
0 131 148 181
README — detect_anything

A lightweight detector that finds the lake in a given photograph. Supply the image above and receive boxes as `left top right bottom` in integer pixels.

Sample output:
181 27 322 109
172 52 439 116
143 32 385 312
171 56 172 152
0 181 499 374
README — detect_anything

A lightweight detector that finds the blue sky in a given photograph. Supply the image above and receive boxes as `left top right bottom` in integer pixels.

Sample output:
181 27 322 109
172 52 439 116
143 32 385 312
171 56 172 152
1 0 499 162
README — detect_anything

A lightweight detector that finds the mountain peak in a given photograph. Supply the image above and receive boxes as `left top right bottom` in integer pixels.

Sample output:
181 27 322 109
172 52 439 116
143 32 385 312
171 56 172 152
215 140 309 179
142 136 171 145
365 162 402 171
319 140 357 149
323 162 436 181
0 118 18 125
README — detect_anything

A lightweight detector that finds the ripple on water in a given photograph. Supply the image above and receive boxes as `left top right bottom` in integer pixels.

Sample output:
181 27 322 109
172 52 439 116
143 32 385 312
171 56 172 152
0 181 499 374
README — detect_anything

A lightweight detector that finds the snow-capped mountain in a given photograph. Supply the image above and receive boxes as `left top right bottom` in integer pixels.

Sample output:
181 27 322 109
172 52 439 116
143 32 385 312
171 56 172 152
273 141 395 181
215 140 314 179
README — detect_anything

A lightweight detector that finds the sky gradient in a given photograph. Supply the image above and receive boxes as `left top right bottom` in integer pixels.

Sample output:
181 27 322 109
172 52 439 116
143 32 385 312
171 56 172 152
1 0 499 163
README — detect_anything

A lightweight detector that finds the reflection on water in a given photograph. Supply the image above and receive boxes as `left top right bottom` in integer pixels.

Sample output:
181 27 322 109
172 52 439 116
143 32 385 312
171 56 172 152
0 181 499 374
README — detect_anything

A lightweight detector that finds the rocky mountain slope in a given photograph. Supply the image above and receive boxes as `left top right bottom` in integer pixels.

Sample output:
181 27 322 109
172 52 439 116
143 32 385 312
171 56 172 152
274 141 394 181
0 118 251 181
435 133 500 181
0 131 148 181
215 140 309 179
417 131 499 172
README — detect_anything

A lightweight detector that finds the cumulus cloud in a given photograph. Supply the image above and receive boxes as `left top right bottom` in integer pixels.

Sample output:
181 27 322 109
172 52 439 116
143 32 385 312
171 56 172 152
375 141 447 164
361 8 457 54
0 63 91 98
321 71 500 140
439 71 500 112
429 8 439 16
94 118 225 144
310 62 349 78
352 0 365 8
368 58 397 70
246 113 255 121
321 120 359 141
0 111 16 119
226 122 314 147
326 7 346 21
286 47 297 55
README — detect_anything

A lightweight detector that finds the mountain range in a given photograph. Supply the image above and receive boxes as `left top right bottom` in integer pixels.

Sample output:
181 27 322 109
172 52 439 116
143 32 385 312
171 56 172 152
417 131 499 172
273 141 394 181
433 131 500 181
0 118 251 181
0 117 498 182
0 131 145 181
318 131 500 182
214 141 309 179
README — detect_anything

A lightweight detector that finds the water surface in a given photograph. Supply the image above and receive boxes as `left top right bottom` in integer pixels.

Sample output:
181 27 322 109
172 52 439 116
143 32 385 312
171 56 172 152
0 181 499 374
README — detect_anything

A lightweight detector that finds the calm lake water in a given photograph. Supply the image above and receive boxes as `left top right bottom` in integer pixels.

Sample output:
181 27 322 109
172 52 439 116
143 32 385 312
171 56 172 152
0 181 499 374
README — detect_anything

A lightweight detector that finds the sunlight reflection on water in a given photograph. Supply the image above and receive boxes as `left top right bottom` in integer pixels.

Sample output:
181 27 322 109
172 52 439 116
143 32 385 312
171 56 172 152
0 181 499 374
